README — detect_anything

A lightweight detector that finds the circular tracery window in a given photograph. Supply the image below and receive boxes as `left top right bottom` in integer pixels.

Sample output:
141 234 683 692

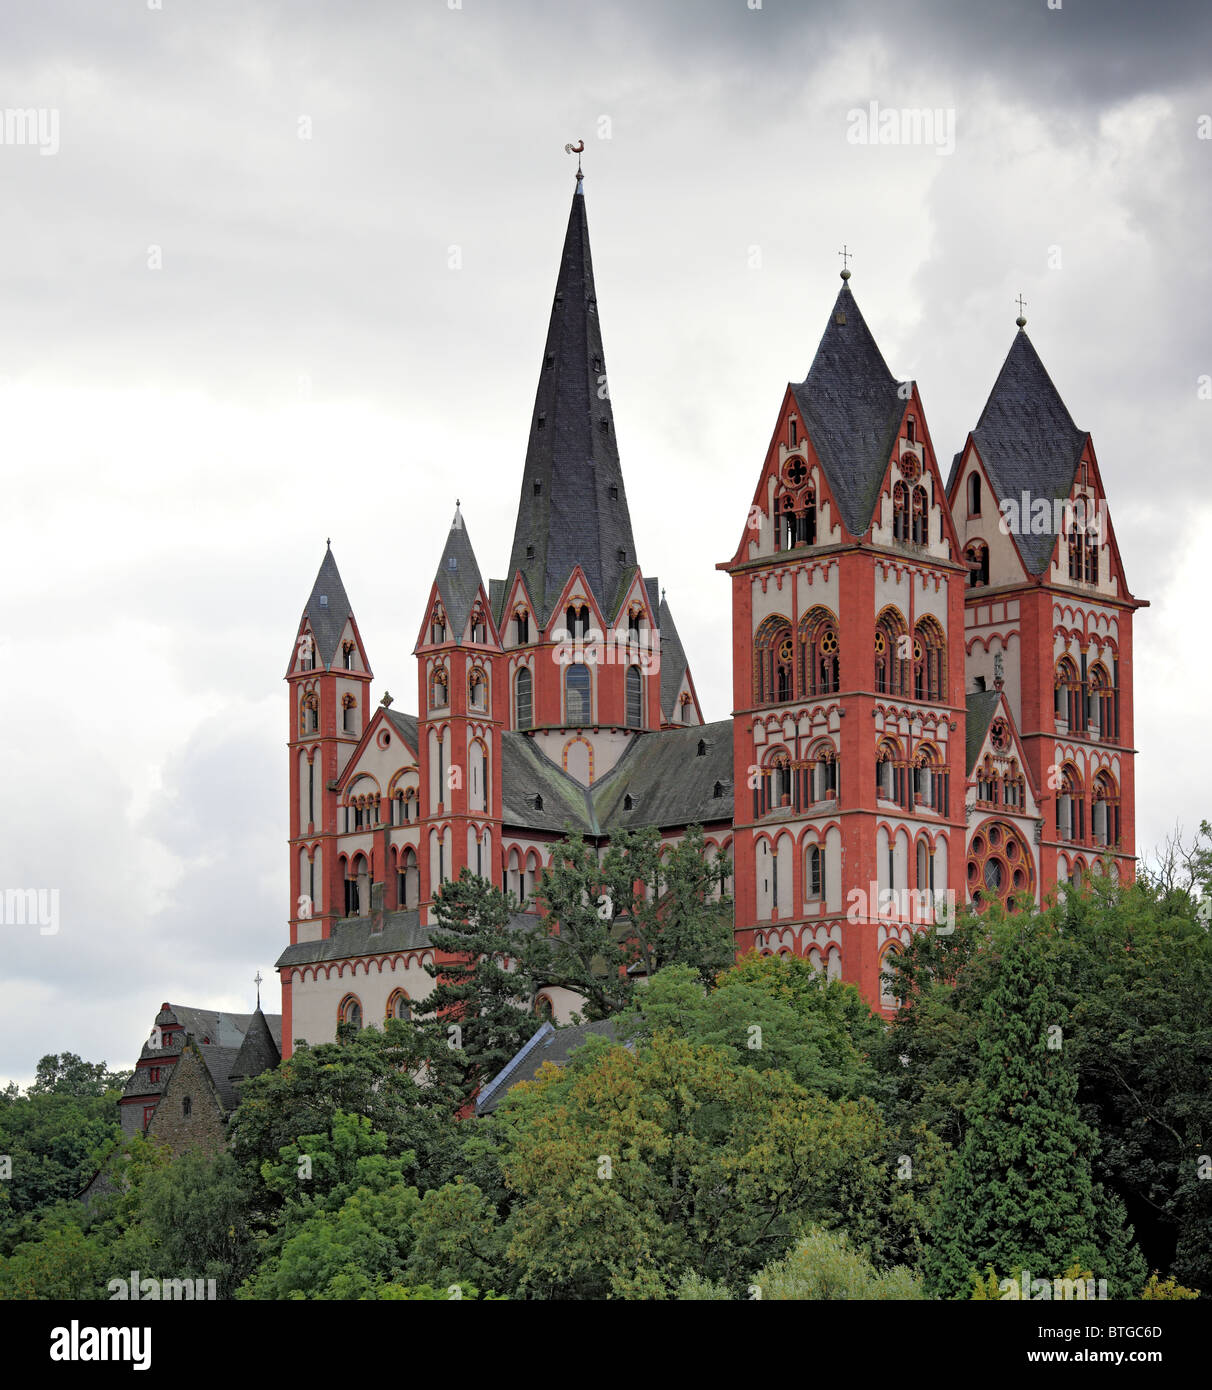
990 717 1010 752
900 453 922 482
967 819 1033 909
783 458 809 487
778 637 794 664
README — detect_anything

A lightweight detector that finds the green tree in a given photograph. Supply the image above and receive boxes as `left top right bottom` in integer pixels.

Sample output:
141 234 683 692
494 1031 893 1298
756 1226 924 1300
922 924 1145 1298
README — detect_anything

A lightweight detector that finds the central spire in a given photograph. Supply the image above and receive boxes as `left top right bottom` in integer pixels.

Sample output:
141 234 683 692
506 180 639 626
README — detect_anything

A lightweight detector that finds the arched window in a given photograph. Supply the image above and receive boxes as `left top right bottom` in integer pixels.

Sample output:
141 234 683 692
342 693 357 733
430 664 449 710
566 604 590 640
338 994 363 1030
565 663 592 724
875 607 909 696
799 607 839 697
1092 770 1119 849
470 607 488 644
913 617 946 703
753 615 793 706
385 990 412 1022
301 691 319 734
805 843 825 901
910 485 929 545
808 740 838 802
893 481 910 541
1054 656 1079 730
913 743 945 814
534 995 555 1022
430 606 447 644
1056 765 1083 842
398 847 419 910
515 667 533 729
342 640 355 671
965 541 990 588
880 946 902 1009
680 693 693 723
468 666 487 710
967 472 982 516
1088 663 1113 739
625 665 643 728
876 738 901 803
182 1096 192 1118
514 608 530 645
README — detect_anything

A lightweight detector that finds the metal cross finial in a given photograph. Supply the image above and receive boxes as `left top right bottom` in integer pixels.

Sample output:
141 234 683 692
1015 294 1027 328
254 970 263 1008
326 537 331 549
838 244 853 280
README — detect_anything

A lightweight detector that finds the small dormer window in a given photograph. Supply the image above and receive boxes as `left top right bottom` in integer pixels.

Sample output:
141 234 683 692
713 781 723 798
617 548 626 563
319 595 328 608
536 414 546 431
526 545 535 560
623 794 634 811
533 794 543 811
697 739 707 757
534 480 542 496
447 556 457 571
599 419 609 434
609 485 618 500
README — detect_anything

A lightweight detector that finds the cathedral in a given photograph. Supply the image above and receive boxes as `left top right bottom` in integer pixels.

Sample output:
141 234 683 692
275 171 1144 1055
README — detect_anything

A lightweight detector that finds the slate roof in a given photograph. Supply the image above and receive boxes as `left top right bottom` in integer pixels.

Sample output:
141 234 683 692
791 282 907 540
196 1043 242 1112
431 505 486 641
476 1019 620 1115
501 733 595 833
123 1006 284 1101
275 908 537 970
385 709 419 753
228 1007 282 1083
969 329 1089 575
505 177 639 626
590 721 734 831
657 595 690 721
965 689 1002 774
497 722 735 836
293 546 355 670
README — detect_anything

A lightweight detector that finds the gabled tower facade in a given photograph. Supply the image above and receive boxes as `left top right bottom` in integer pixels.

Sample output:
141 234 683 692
948 318 1145 892
719 274 967 1007
415 506 505 926
285 546 373 947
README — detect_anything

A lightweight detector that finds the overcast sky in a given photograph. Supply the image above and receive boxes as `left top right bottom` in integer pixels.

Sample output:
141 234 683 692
1 0 1208 1086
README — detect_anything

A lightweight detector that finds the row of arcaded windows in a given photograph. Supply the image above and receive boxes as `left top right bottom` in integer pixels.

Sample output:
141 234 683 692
338 990 413 1031
1054 657 1118 741
753 608 946 706
511 664 645 730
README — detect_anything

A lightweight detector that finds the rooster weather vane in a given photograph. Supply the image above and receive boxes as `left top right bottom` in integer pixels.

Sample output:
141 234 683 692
564 139 585 176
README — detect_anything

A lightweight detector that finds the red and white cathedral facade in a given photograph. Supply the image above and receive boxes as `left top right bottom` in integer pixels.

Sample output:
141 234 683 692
275 176 1144 1056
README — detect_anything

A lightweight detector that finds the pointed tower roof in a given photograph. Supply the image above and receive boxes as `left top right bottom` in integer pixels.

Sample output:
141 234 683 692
791 282 907 539
657 593 690 722
970 328 1089 575
298 544 354 668
506 178 639 625
431 503 486 640
228 1006 281 1084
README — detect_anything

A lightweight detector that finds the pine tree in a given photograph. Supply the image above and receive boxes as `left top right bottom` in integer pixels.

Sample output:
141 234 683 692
416 871 543 1106
923 925 1144 1298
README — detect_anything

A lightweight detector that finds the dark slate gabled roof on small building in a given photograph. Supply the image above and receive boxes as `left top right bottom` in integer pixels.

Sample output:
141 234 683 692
591 721 734 831
970 329 1089 576
195 1043 242 1112
505 177 640 626
431 504 487 642
965 689 1003 774
792 282 907 540
476 1019 620 1115
293 546 356 670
